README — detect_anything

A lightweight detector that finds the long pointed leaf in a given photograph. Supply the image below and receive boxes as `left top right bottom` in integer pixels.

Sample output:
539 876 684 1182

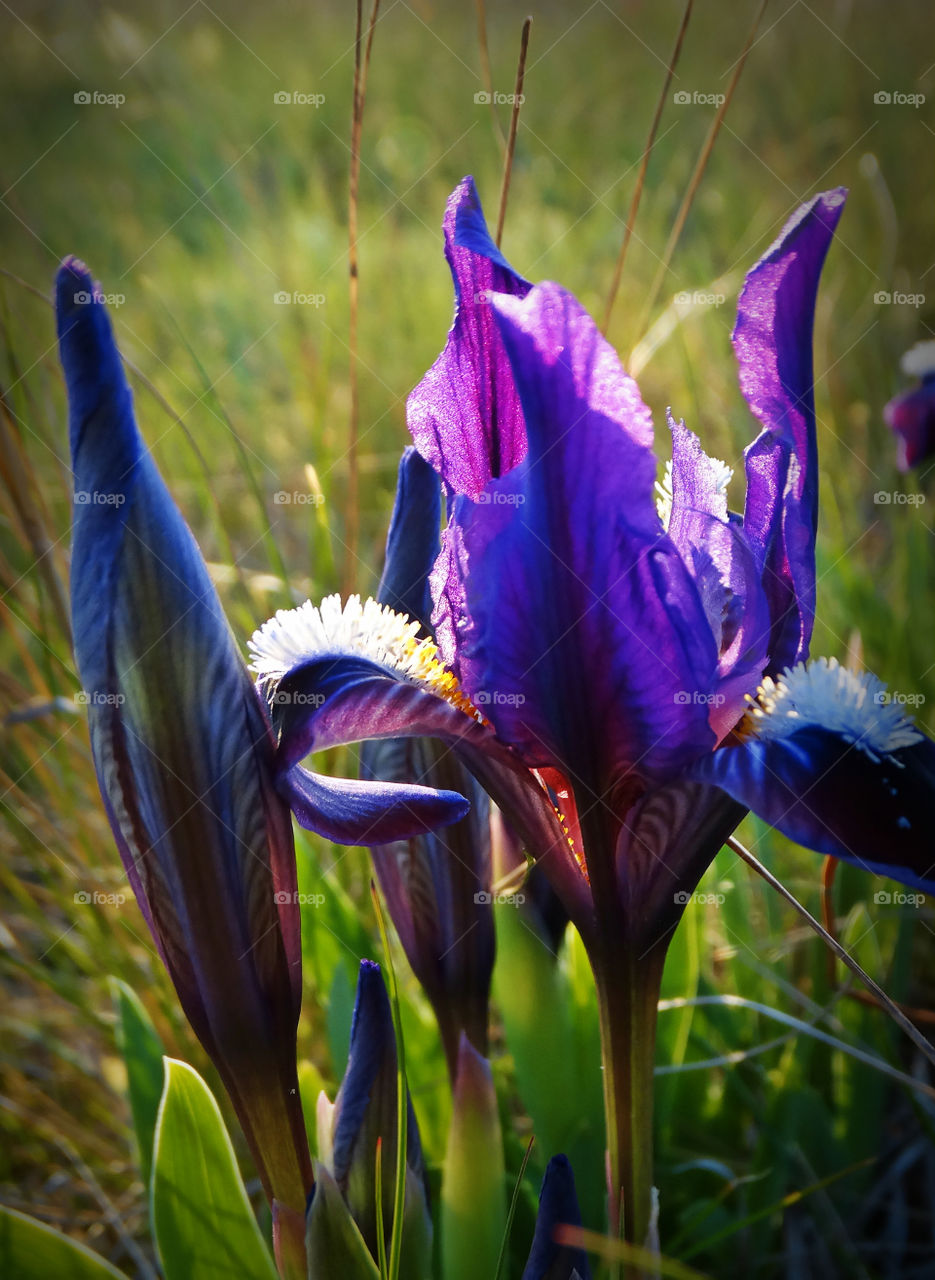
151 1058 278 1280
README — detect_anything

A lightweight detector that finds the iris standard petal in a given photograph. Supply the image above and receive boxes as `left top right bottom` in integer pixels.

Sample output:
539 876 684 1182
521 1155 591 1280
733 189 846 674
376 446 441 631
407 176 530 498
454 283 719 800
664 415 770 731
57 261 310 1213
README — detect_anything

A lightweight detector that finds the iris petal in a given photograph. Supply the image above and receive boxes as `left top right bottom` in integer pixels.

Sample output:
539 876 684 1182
265 654 592 927
407 176 530 498
451 283 719 799
690 727 935 892
279 763 469 843
58 260 311 1211
665 415 770 733
733 189 847 673
521 1154 590 1280
376 447 441 631
330 961 427 1263
884 376 935 472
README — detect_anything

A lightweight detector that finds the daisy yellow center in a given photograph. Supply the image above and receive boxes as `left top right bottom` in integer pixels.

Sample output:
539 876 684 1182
249 593 480 719
746 656 922 764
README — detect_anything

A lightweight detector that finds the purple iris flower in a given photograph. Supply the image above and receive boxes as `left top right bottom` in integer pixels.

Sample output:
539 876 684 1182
884 341 935 471
55 259 469 1229
251 178 934 947
250 178 935 1243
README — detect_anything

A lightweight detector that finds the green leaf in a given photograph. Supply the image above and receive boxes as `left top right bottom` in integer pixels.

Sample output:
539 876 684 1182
109 977 165 1187
151 1057 278 1280
493 908 604 1227
0 1205 129 1279
326 960 355 1081
441 1039 505 1280
305 1164 381 1280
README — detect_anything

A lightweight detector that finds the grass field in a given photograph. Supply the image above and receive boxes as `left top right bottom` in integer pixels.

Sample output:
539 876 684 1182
2 1 934 1276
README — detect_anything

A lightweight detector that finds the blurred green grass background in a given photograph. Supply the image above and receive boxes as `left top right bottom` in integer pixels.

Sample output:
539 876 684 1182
2 1 934 1275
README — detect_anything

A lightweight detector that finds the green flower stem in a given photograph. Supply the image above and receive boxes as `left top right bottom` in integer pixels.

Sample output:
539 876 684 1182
592 938 665 1271
580 803 666 1277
